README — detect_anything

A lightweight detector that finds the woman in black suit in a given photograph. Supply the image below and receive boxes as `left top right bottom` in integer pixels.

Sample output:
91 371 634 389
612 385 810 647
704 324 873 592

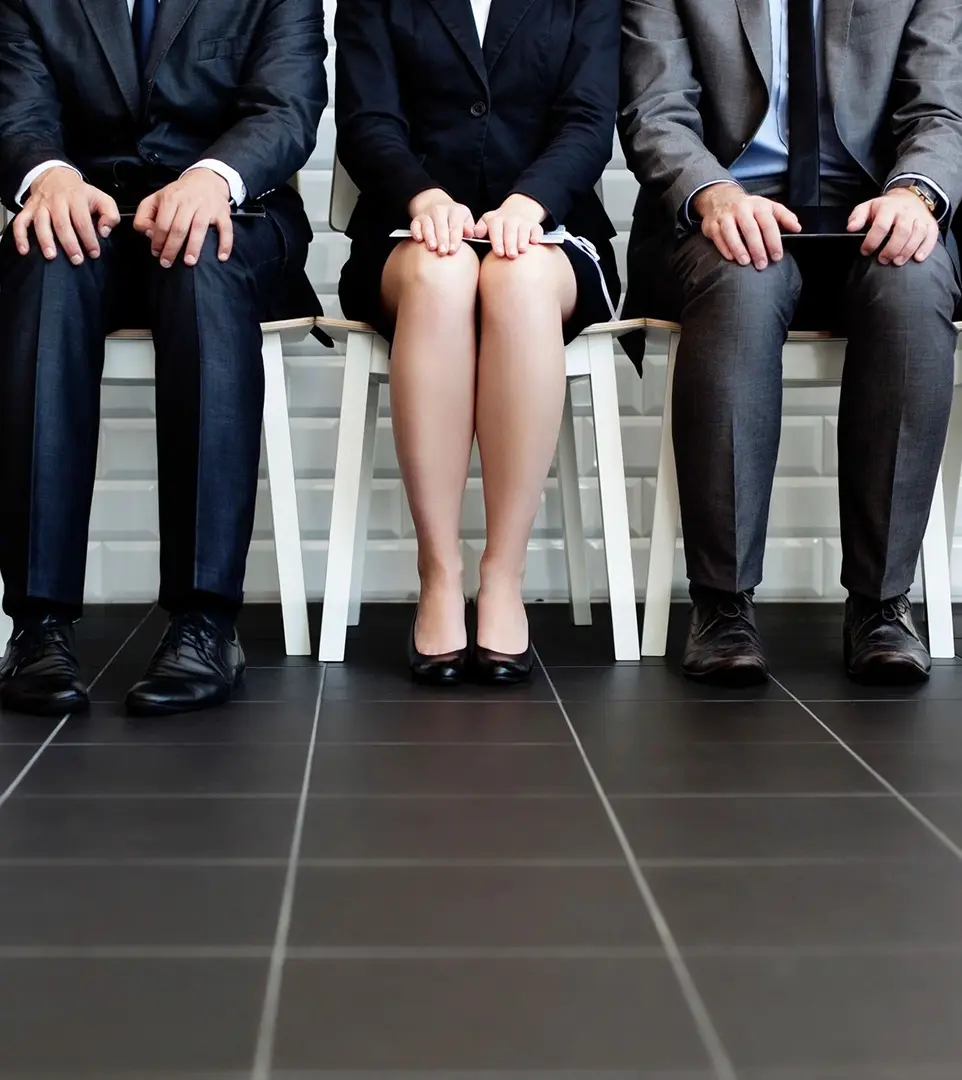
335 0 620 684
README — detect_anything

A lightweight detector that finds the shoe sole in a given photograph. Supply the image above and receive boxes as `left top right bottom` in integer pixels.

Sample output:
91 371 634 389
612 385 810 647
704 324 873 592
125 667 246 718
846 660 931 686
0 691 90 718
682 662 770 689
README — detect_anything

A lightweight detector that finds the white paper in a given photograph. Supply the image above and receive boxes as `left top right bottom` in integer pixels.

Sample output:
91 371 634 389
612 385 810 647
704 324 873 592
389 227 567 244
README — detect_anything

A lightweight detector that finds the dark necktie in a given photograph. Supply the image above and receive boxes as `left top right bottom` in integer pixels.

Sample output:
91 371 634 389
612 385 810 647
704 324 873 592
131 0 159 77
787 0 820 206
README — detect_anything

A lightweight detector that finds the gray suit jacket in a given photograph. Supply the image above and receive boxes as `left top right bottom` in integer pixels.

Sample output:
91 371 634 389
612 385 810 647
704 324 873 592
619 0 962 226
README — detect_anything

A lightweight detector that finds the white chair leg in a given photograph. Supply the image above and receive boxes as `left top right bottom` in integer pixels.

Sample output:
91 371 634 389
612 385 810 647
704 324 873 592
261 331 311 656
0 574 11 649
642 332 681 657
348 366 383 626
319 330 376 661
588 333 640 661
942 384 962 555
922 465 957 659
557 377 592 626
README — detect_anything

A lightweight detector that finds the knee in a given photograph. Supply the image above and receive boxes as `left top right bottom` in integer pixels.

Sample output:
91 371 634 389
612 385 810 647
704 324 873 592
850 246 959 318
684 237 802 322
478 246 554 305
394 241 480 305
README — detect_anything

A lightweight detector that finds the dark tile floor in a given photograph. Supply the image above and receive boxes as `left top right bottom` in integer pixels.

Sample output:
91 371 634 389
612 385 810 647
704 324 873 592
1 601 962 1079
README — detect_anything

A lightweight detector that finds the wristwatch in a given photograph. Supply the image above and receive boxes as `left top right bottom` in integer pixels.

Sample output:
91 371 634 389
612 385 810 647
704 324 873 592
905 180 939 215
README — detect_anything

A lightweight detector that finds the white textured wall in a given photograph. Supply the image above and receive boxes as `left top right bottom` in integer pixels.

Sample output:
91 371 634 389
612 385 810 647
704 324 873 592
83 10 953 604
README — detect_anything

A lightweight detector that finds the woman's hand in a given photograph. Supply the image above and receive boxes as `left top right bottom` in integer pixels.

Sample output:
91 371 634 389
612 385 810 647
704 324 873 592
407 189 475 255
474 194 546 258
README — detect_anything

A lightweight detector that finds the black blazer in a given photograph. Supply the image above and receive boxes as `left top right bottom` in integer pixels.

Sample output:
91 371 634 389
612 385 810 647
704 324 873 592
0 0 328 318
334 0 619 243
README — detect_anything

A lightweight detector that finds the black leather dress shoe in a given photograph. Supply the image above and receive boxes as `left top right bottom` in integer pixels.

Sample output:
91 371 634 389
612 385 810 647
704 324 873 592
126 614 245 717
844 593 931 684
474 642 535 686
0 616 89 717
407 614 469 686
681 591 769 686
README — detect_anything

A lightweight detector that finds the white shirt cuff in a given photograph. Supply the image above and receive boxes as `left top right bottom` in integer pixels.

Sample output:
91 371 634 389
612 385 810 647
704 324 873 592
682 179 742 228
16 160 80 206
184 160 247 206
885 173 950 223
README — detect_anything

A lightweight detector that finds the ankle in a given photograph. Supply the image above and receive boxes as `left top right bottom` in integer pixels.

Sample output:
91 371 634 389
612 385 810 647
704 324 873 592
478 559 525 598
417 558 463 594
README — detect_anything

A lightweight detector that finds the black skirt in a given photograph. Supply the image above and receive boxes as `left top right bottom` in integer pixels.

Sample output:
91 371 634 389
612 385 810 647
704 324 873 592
339 232 621 346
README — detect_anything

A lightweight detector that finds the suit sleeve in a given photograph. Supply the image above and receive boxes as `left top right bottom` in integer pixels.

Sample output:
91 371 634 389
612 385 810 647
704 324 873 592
507 0 620 226
333 0 436 217
0 0 78 210
886 0 962 219
199 0 328 201
618 0 738 222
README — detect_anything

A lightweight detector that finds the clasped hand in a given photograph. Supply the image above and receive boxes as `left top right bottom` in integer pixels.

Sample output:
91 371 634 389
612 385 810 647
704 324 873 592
694 182 939 269
13 166 234 266
408 190 545 257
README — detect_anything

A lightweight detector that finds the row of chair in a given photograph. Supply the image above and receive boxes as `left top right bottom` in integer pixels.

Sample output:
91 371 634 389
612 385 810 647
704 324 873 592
1 168 960 662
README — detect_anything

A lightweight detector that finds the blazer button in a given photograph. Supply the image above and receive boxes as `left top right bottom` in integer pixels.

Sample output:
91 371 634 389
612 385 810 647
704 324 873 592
470 101 487 118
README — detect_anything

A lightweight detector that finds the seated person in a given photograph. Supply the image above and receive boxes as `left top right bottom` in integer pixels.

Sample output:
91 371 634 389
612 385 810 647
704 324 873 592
335 0 621 686
619 0 962 686
0 0 328 716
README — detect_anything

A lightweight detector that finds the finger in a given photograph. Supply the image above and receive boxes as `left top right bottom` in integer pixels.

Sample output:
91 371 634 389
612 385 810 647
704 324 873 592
891 219 928 267
705 221 735 262
50 198 84 264
877 213 913 265
449 211 467 253
462 213 476 240
504 220 520 259
530 222 544 245
92 192 121 238
489 216 505 257
422 215 438 252
33 208 57 260
517 223 532 254
914 224 940 263
735 206 768 268
12 206 34 255
410 217 424 243
215 210 233 262
70 198 101 259
861 205 895 256
754 206 784 261
159 205 194 266
433 207 449 254
473 217 489 240
719 218 749 265
771 202 801 233
848 201 873 233
151 197 178 257
183 215 210 267
133 195 159 237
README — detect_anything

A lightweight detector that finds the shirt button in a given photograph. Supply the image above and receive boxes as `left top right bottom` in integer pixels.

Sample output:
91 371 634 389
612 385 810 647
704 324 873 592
470 101 487 118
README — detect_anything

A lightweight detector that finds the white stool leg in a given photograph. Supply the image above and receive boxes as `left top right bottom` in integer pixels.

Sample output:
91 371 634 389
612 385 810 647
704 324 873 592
588 333 640 661
261 331 311 656
942 384 962 555
348 366 383 626
319 331 376 661
922 465 957 658
0 573 11 649
557 375 592 626
642 332 681 657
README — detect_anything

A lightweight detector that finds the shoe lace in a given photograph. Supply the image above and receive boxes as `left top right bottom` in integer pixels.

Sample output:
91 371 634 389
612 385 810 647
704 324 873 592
13 621 74 665
880 595 910 623
166 614 215 663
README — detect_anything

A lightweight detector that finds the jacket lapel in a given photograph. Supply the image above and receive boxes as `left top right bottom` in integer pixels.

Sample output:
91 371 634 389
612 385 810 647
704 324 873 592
144 0 202 87
77 0 142 117
424 0 487 87
732 0 773 89
482 0 539 74
822 0 855 112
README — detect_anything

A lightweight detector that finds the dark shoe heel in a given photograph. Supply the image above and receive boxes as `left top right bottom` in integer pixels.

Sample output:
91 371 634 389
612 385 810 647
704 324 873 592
408 614 468 686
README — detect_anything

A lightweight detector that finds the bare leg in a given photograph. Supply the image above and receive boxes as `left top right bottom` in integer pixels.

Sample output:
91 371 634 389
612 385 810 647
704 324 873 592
474 246 577 652
382 241 480 654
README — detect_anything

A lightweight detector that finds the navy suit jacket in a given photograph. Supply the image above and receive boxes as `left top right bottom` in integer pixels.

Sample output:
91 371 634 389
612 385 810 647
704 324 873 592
334 0 619 241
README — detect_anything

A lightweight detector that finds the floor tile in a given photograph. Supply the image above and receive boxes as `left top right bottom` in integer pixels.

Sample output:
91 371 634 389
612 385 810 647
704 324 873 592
806 700 962 745
0 746 45 791
647 860 962 947
583 740 880 795
300 795 621 860
310 744 592 795
548 664 790 704
290 865 655 947
0 713 61 747
0 959 265 1072
909 797 962 847
781 662 962 702
843 742 962 794
14 744 312 796
688 953 962 1072
612 794 945 860
321 662 555 703
0 796 297 859
273 958 710 1072
0 866 284 946
315 700 570 744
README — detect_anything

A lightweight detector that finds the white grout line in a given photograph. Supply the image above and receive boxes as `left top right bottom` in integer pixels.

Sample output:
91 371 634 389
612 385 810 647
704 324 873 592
0 605 157 812
251 664 326 1080
770 676 962 863
534 648 738 1080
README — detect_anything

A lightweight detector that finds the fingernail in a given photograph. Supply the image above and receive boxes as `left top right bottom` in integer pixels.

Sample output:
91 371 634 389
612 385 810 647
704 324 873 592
772 252 782 262
755 260 767 270
160 259 171 269
879 257 889 266
146 230 153 239
43 248 55 258
218 253 229 262
738 256 751 266
70 254 83 265
439 245 447 254
184 255 196 266
88 250 99 259
101 227 111 238
17 245 27 255
894 257 905 267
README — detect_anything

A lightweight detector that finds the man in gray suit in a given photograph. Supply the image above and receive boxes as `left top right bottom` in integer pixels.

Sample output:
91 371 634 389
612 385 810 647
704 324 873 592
620 0 962 686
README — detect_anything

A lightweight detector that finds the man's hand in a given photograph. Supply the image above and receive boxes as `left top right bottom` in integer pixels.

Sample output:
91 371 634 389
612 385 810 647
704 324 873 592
693 183 801 270
473 194 545 258
13 167 120 264
133 169 233 268
848 188 940 266
408 188 475 255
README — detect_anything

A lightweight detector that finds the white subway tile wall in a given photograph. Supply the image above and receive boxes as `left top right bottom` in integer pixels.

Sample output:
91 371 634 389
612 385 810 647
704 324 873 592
83 12 948 603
